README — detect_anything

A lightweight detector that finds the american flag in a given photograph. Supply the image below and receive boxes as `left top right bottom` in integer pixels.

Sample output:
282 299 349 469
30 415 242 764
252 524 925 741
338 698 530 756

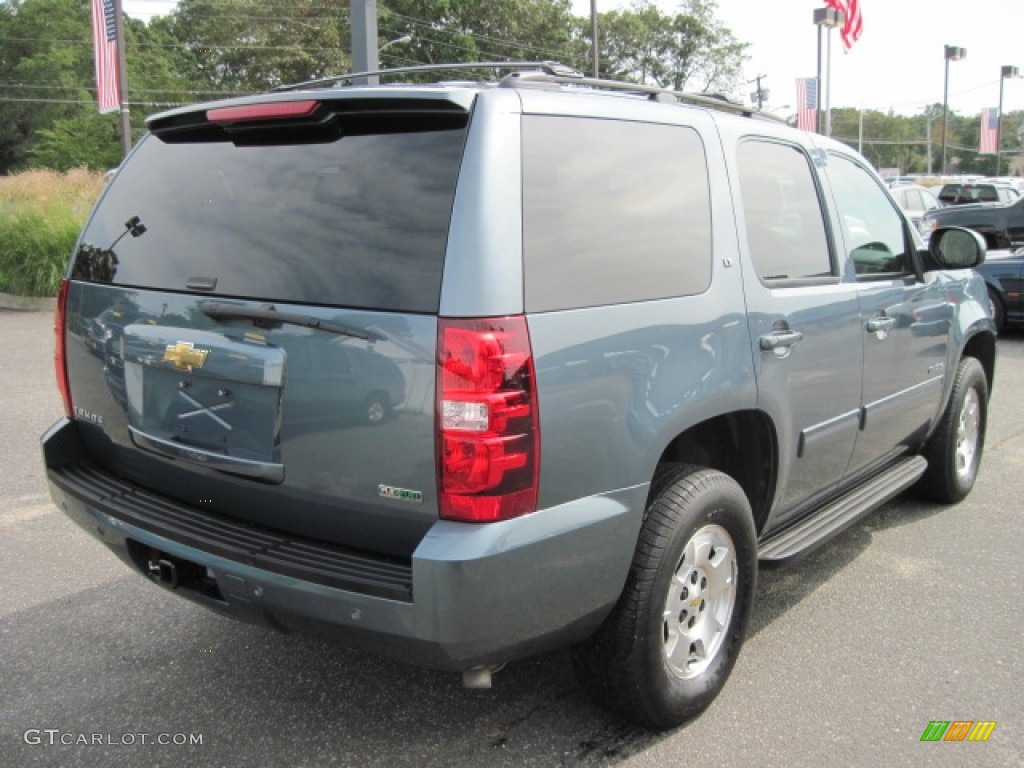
824 0 864 50
979 108 999 154
90 0 120 113
796 78 818 132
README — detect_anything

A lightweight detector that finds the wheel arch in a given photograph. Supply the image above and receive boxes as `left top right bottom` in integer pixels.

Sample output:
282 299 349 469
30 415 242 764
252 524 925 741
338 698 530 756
653 410 777 535
961 330 996 393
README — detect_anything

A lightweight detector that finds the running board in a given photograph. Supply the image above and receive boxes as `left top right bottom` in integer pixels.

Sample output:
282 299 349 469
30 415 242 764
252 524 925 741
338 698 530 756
758 456 928 565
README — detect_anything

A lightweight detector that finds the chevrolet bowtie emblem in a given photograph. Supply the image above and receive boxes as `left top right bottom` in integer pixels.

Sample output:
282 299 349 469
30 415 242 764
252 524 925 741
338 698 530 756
162 341 209 371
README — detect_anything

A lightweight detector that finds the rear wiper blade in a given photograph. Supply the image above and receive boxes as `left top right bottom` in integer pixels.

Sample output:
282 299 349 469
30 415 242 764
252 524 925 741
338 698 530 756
200 301 372 341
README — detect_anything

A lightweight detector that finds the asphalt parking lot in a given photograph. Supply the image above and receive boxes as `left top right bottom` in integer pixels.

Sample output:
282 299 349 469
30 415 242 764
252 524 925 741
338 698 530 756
1 309 1021 767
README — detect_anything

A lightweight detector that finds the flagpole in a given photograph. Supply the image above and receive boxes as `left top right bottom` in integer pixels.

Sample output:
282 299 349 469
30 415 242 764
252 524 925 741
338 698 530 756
815 24 823 134
113 0 131 157
825 25 833 136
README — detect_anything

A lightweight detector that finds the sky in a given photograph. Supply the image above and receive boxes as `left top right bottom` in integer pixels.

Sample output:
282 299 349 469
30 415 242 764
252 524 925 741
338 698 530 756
122 0 1024 118
571 0 1024 118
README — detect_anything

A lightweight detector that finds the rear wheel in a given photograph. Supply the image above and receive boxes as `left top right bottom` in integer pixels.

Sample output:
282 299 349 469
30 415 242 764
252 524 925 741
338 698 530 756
914 357 988 503
572 465 757 730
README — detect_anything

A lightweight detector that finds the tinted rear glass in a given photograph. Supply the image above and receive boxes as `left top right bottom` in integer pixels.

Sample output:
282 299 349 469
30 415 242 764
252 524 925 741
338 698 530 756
522 115 712 313
73 112 467 312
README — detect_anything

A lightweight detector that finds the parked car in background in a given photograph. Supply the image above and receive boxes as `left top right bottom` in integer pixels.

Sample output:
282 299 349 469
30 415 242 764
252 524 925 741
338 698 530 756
980 177 1024 195
975 247 1024 330
923 195 1024 250
888 183 942 238
937 182 1019 206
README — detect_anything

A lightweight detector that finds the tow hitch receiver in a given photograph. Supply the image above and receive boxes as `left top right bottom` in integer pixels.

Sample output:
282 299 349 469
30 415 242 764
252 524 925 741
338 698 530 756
134 545 222 601
148 557 181 588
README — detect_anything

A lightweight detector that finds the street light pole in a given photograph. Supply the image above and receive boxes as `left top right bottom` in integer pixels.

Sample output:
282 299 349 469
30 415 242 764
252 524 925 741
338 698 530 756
813 8 844 136
590 0 599 78
941 45 966 174
996 65 1020 176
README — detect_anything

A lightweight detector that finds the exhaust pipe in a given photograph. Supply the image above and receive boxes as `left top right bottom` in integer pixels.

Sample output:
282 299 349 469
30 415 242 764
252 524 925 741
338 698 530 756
461 663 504 689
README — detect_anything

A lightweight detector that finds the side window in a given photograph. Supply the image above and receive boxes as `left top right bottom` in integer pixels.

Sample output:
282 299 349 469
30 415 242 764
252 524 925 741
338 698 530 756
522 116 712 313
735 140 832 281
827 154 911 278
921 189 940 212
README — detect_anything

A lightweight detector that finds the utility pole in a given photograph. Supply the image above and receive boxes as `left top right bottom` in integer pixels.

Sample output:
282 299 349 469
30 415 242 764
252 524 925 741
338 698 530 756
748 75 768 110
590 0 599 78
351 0 379 85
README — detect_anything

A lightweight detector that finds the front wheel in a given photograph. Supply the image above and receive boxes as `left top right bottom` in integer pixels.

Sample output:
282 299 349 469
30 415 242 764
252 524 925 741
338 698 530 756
914 357 988 503
572 465 757 730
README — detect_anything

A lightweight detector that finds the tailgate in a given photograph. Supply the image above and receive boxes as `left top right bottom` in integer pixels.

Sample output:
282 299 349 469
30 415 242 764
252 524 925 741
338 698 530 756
65 285 437 557
59 95 469 557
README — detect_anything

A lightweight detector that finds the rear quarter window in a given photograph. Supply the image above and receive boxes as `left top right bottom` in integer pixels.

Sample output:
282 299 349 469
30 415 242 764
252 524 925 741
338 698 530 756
522 115 712 313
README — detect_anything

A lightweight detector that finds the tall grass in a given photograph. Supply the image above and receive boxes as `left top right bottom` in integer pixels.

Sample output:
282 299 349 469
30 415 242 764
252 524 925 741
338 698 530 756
0 169 106 297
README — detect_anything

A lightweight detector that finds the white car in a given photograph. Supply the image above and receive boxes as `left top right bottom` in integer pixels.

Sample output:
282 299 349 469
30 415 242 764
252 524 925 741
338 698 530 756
888 183 942 238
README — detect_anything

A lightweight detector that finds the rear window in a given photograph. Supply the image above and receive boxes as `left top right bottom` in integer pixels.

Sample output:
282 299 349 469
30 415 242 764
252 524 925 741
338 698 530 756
72 109 468 313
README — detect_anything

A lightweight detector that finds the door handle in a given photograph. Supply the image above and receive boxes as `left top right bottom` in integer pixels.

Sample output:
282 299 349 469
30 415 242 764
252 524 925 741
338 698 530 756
865 316 897 333
759 330 804 350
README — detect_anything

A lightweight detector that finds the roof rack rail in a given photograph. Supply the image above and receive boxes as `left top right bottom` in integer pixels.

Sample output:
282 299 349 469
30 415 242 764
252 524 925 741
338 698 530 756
272 60 582 93
271 59 782 123
499 70 783 123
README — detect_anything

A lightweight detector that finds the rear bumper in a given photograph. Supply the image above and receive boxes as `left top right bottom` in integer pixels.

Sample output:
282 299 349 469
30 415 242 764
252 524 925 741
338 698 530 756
42 418 644 670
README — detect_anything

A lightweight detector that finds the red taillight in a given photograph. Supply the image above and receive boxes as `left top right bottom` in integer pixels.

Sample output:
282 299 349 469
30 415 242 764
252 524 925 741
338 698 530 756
207 100 319 123
54 278 72 418
437 317 539 523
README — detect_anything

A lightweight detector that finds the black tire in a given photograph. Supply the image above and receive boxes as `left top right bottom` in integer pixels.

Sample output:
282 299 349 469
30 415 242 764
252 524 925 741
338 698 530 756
571 465 757 730
987 287 1005 332
914 357 988 503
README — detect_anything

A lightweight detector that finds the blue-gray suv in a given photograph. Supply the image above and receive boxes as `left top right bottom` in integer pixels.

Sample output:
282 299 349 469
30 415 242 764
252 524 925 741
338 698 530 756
43 62 996 729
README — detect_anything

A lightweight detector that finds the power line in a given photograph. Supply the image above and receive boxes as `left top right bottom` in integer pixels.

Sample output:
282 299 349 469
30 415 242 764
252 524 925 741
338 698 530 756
0 96 198 106
0 82 249 96
128 0 348 8
382 10 572 60
0 36 349 52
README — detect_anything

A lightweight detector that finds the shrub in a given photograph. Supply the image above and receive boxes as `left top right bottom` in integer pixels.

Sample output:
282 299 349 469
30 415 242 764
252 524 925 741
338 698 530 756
0 169 105 296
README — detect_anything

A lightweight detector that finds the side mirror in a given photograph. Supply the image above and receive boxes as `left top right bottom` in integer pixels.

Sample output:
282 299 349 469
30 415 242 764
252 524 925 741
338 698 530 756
925 227 986 270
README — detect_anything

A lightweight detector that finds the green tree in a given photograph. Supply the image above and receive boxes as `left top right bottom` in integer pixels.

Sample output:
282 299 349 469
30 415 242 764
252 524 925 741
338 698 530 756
168 0 350 91
0 0 196 172
589 0 746 93
0 0 96 172
378 1 579 75
27 111 121 170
